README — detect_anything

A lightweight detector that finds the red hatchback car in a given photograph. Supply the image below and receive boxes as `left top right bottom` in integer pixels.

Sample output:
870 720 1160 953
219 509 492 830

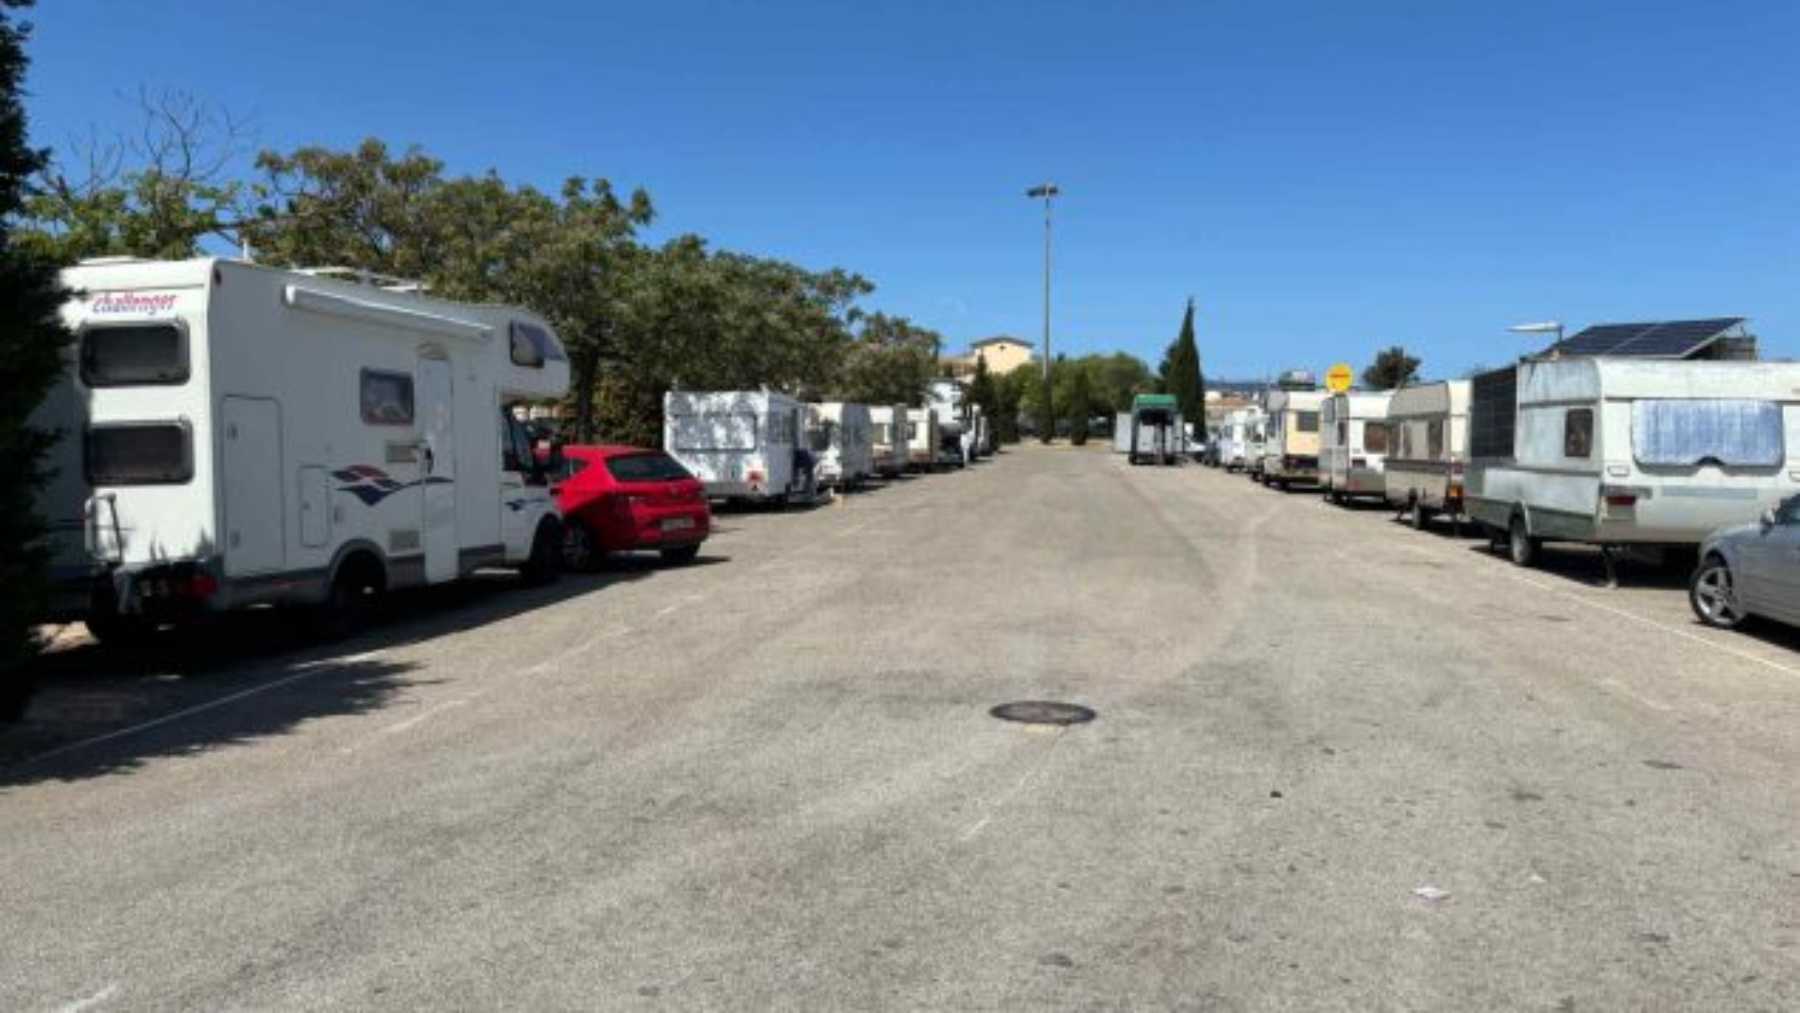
554 445 712 570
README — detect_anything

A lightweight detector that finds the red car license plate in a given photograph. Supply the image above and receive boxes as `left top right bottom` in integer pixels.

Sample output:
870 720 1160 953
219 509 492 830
661 517 695 532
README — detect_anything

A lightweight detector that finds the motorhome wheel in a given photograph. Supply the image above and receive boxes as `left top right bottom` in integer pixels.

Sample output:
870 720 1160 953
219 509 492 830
1508 514 1539 567
313 557 385 641
1689 555 1744 629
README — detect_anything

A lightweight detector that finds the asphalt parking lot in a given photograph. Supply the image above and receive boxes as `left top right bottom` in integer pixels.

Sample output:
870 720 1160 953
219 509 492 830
4 444 1797 1010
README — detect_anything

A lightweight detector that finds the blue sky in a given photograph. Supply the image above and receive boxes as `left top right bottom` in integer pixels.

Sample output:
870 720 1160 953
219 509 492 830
21 1 1800 378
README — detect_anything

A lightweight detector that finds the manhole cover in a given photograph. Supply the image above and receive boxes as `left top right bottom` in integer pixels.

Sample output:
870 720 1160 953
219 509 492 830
989 701 1096 726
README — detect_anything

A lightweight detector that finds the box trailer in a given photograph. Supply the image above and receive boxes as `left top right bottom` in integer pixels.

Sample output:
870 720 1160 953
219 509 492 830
1384 380 1471 529
1259 389 1327 487
1321 391 1394 504
905 407 940 470
806 402 874 489
1465 358 1800 575
31 257 571 641
868 404 909 477
1126 394 1184 465
664 389 815 504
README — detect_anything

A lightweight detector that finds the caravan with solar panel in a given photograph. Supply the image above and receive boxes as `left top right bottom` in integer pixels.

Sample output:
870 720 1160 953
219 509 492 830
1464 318 1800 575
32 257 571 643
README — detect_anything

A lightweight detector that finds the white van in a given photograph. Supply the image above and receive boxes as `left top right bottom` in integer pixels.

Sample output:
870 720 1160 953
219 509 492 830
1466 358 1800 570
32 257 570 642
1217 407 1261 471
1320 391 1394 504
664 390 814 504
1385 380 1471 529
905 407 939 470
807 402 874 489
868 404 909 477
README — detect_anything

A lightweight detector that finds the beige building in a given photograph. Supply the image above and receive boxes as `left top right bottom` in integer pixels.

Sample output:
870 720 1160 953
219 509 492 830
944 335 1036 378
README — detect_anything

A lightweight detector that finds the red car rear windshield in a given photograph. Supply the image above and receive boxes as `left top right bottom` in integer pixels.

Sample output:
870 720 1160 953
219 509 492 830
605 452 692 483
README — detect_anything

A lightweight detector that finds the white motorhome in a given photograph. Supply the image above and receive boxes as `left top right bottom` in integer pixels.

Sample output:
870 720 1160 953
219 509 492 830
1320 391 1394 503
868 404 909 477
1384 380 1471 529
32 257 570 641
664 390 814 504
1466 358 1800 572
1259 389 1327 488
806 402 874 490
926 379 970 467
905 407 940 470
1217 407 1261 471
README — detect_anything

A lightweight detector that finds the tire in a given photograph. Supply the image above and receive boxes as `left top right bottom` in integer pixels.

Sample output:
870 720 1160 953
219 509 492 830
521 519 563 586
85 607 158 648
312 560 383 641
561 520 601 573
1277 479 1290 491
660 544 702 565
1690 555 1746 629
1410 498 1427 531
1508 513 1539 568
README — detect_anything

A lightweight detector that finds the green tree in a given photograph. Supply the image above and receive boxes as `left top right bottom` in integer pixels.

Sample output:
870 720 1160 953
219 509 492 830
20 88 248 261
1164 298 1203 425
1034 359 1058 443
1363 345 1421 389
1086 351 1155 413
1 1 71 712
834 310 939 408
966 356 998 438
1067 364 1094 445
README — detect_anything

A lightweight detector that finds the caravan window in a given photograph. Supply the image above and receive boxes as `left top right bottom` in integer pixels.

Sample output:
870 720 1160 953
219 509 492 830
86 422 192 485
81 323 188 387
1564 408 1593 458
360 370 415 426
673 413 758 451
1427 420 1445 459
1631 399 1783 468
808 419 834 453
1296 411 1319 433
1363 422 1390 454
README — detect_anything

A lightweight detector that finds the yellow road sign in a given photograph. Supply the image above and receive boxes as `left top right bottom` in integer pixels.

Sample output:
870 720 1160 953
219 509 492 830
1325 363 1354 393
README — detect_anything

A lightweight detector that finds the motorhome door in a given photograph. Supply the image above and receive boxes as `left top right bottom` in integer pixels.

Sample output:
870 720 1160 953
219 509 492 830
416 357 457 583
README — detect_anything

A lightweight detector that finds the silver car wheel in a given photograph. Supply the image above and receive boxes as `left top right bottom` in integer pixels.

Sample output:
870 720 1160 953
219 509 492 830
1690 560 1744 628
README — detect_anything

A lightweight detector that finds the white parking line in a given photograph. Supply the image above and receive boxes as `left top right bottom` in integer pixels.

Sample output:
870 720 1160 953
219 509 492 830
14 652 388 769
959 731 1063 842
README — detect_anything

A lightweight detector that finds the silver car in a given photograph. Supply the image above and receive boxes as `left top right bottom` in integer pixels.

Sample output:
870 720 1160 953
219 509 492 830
1690 494 1800 630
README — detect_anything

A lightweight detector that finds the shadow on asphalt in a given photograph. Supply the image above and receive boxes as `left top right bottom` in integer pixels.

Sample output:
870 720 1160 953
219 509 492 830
1456 541 1689 591
0 557 712 787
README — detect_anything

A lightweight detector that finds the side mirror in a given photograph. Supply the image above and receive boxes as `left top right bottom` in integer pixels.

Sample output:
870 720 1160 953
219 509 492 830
1761 508 1777 529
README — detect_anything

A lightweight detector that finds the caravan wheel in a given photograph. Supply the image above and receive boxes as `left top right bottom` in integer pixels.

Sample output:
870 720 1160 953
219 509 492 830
521 519 563 586
1410 498 1427 531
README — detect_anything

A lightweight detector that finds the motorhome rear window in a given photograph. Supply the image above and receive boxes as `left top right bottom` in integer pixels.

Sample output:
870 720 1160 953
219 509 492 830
673 413 757 451
1632 399 1783 468
807 421 834 453
360 370 415 426
80 323 187 386
1427 420 1445 459
1564 409 1593 458
606 453 692 483
86 422 192 485
1363 422 1390 454
1296 411 1319 433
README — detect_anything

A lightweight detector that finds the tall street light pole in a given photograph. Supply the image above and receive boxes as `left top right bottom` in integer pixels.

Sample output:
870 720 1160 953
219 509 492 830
1508 320 1564 359
1026 183 1059 401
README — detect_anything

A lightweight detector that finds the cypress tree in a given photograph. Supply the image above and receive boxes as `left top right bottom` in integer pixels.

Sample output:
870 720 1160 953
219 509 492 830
1169 298 1203 427
1068 366 1093 445
0 0 70 717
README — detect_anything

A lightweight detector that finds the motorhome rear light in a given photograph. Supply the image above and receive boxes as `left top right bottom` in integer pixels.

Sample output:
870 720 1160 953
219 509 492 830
1351 457 1367 468
747 469 765 484
184 573 219 599
1448 483 1464 498
1604 493 1636 507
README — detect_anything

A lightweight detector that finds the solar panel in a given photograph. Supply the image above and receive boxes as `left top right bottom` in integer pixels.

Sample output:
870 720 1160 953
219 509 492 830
1550 317 1744 358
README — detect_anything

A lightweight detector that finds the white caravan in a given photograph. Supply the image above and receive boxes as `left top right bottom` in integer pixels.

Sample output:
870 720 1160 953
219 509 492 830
33 257 570 641
905 407 940 470
1466 358 1800 572
1259 389 1327 487
1384 380 1471 529
806 402 874 489
1320 391 1394 503
868 404 909 477
664 390 814 504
